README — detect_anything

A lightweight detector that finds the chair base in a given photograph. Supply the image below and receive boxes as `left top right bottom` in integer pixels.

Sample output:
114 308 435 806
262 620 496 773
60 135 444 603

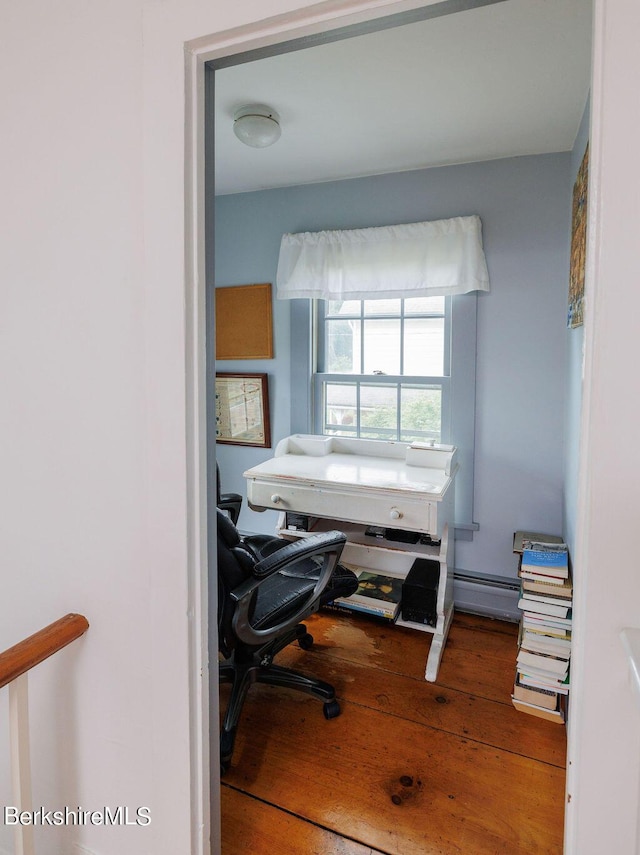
219 623 340 772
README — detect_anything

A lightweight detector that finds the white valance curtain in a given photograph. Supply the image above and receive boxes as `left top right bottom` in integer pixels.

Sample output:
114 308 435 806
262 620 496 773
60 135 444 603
276 215 490 300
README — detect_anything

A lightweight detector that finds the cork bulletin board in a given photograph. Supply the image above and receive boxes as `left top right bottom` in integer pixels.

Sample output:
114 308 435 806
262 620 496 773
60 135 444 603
215 283 273 360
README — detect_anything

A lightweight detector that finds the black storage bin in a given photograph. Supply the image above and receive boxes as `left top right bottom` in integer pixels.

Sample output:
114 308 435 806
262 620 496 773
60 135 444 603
401 558 440 626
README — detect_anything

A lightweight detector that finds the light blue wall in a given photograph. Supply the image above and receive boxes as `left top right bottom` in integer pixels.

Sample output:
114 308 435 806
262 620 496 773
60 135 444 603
564 99 590 556
214 152 571 578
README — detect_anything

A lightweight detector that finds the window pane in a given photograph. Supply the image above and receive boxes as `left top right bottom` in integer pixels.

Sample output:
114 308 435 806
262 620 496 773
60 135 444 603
326 318 361 373
324 382 357 435
400 386 442 443
363 318 401 375
360 384 397 439
403 317 445 376
404 296 445 315
327 299 360 317
363 298 401 316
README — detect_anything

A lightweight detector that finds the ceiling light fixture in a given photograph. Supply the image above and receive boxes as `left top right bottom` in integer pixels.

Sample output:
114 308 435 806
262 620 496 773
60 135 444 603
233 104 281 148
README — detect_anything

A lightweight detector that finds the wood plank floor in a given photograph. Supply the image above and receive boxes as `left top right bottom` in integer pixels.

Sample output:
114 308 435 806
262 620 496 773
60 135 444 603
220 611 567 855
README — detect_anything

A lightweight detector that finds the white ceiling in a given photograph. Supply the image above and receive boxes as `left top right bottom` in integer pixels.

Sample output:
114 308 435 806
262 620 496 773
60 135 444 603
214 0 592 196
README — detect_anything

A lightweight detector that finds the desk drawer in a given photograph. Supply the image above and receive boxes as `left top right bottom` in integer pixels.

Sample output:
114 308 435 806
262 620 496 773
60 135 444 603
246 477 436 534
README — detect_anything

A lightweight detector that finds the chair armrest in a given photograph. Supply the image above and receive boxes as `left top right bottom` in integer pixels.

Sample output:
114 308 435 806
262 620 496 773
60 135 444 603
230 531 346 647
253 531 347 578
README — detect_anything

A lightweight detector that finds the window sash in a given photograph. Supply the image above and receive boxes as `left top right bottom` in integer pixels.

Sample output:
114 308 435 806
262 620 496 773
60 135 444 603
314 373 451 443
317 297 451 377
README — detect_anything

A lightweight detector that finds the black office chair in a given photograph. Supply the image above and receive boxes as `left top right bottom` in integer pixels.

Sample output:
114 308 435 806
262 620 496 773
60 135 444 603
216 509 358 772
216 462 243 525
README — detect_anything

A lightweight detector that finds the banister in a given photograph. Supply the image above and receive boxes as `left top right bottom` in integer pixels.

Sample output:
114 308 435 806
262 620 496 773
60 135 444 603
0 613 89 690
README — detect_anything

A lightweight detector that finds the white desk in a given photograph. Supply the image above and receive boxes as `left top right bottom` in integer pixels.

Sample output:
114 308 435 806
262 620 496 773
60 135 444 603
244 434 458 681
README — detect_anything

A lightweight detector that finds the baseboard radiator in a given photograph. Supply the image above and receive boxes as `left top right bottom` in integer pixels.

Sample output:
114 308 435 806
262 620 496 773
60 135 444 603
453 570 520 622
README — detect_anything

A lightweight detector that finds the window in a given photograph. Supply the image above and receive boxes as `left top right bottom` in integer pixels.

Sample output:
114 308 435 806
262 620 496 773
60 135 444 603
314 296 450 443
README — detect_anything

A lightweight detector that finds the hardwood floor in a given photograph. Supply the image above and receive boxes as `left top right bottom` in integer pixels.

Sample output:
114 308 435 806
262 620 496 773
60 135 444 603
220 611 566 855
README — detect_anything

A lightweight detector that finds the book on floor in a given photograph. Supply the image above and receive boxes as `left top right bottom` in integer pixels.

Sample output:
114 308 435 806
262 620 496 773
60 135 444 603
513 530 565 554
518 620 571 654
519 584 573 605
512 672 560 710
518 669 570 695
521 542 569 579
521 620 572 639
521 631 572 657
517 596 571 618
522 612 572 631
519 569 568 586
517 649 570 677
521 575 573 598
511 696 565 723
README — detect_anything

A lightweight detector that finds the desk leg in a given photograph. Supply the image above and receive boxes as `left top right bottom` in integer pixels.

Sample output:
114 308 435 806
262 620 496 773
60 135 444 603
424 602 454 682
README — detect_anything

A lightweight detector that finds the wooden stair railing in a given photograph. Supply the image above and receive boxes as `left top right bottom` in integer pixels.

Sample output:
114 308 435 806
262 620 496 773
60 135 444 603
0 614 89 855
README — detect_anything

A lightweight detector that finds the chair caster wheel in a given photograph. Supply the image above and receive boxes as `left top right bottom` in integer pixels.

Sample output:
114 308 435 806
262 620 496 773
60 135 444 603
323 699 341 719
299 632 314 650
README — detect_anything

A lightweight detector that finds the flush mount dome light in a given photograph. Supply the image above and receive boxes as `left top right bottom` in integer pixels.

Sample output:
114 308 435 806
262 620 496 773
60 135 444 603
233 104 281 148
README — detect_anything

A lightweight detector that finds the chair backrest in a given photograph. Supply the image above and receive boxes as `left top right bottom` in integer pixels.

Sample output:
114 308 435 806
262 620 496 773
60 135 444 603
216 463 243 525
215 463 225 507
216 509 259 657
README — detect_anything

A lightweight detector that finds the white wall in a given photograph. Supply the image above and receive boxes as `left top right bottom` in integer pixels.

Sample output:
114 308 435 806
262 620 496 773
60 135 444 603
0 2 194 853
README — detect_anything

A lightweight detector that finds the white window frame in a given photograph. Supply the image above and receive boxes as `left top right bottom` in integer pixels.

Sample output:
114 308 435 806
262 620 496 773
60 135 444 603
313 297 451 444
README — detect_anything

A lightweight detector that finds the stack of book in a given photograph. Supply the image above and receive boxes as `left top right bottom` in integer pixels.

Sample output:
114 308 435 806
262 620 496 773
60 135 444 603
511 531 572 724
328 566 403 621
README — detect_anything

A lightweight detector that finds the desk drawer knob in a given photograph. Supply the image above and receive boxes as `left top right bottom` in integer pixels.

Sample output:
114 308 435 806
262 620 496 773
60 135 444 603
271 494 282 504
389 507 403 520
